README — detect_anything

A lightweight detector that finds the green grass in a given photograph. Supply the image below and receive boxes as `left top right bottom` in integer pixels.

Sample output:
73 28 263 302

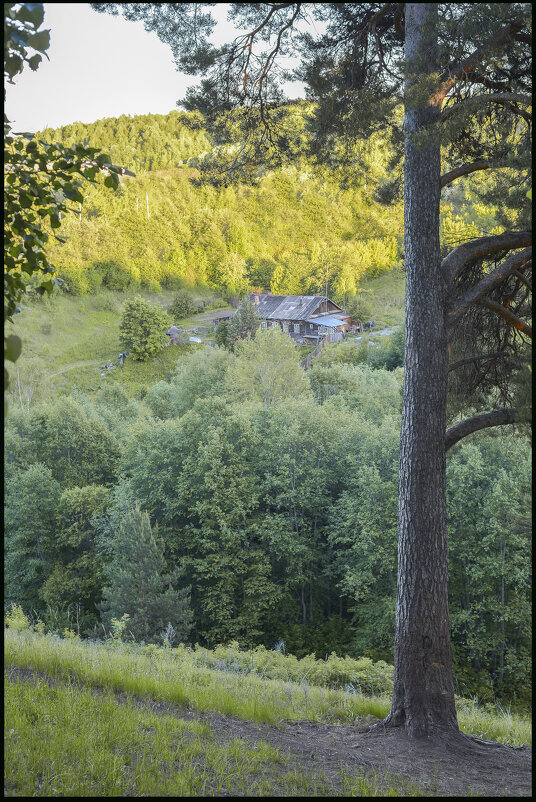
4 675 430 797
5 630 531 748
6 289 203 402
6 275 405 407
359 270 406 329
5 630 390 728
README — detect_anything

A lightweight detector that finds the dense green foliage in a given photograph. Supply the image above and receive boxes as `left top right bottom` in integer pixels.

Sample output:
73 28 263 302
225 298 260 350
39 110 211 175
119 296 170 360
34 109 403 301
3 3 121 403
4 330 531 708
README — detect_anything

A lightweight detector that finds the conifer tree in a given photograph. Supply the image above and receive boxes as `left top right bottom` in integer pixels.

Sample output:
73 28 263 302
100 505 193 644
225 297 260 351
93 1 531 742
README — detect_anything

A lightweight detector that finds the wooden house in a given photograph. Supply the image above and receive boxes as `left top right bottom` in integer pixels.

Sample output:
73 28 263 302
250 293 352 344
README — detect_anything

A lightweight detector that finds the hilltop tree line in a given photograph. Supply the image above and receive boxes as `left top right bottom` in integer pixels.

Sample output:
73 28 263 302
5 330 531 709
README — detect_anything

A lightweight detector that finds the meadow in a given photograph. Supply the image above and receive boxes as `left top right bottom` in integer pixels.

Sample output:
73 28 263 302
4 626 531 797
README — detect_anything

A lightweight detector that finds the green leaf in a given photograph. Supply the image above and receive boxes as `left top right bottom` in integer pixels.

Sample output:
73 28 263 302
26 29 50 54
5 334 22 363
27 53 42 71
17 3 45 29
49 211 61 228
527 189 532 201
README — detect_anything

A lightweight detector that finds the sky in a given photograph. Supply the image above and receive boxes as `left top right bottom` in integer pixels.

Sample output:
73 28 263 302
5 3 307 134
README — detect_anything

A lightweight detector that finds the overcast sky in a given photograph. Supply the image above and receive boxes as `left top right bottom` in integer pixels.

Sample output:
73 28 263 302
5 3 308 134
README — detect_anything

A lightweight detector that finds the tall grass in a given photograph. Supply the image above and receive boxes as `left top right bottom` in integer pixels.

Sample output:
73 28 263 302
4 629 531 747
5 629 389 727
5 675 433 797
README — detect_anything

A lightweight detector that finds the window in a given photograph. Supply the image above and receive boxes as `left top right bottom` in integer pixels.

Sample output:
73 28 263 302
293 323 300 333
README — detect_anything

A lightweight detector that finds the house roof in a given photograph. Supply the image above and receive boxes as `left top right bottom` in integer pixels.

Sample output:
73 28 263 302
306 315 348 328
251 294 343 321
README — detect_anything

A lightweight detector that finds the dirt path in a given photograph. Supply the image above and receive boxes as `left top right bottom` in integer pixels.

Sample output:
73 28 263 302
6 666 531 797
44 359 101 379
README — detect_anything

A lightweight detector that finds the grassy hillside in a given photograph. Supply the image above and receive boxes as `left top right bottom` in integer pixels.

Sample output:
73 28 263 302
4 627 531 797
6 271 405 408
5 288 222 403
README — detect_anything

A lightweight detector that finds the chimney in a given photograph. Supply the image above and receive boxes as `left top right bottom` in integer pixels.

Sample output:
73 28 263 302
254 295 259 304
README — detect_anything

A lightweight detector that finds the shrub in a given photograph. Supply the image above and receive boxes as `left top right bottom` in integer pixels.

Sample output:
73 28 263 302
168 289 200 319
344 292 374 323
97 261 136 291
4 604 31 632
215 319 229 348
60 268 89 296
119 297 171 361
85 266 104 293
205 299 229 310
184 641 395 696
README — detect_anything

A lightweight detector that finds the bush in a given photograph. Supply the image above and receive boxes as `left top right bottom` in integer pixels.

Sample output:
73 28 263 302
168 289 199 319
205 299 229 311
215 319 229 348
368 327 405 371
160 273 185 291
4 604 31 632
183 641 395 696
344 292 374 323
119 296 171 361
60 268 89 296
97 261 136 291
85 266 104 293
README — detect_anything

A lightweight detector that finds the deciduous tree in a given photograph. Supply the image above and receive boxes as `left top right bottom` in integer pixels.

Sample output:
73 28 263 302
4 3 123 407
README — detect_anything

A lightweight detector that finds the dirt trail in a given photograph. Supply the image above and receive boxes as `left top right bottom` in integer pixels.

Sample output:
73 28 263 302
44 359 101 379
6 666 531 797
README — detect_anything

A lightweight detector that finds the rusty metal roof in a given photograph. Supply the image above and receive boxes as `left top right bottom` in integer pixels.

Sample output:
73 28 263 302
252 294 343 321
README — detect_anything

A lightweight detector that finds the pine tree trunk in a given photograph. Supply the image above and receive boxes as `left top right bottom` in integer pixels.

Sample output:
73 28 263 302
384 2 459 738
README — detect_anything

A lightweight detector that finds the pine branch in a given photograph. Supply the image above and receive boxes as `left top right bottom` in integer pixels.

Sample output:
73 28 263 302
474 298 532 338
447 248 532 328
442 231 532 288
441 92 532 123
511 268 532 292
441 160 490 187
439 19 527 85
447 351 519 372
445 408 518 451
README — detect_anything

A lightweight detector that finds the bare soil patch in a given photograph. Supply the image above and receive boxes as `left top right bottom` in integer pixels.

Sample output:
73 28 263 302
6 666 531 797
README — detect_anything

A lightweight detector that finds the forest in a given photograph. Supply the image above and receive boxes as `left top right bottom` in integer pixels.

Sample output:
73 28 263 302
33 107 504 307
4 322 531 709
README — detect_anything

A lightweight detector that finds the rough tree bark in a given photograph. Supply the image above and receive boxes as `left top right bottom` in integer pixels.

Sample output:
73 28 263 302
383 3 459 738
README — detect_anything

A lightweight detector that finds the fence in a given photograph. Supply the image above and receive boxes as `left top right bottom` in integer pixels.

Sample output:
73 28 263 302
300 331 345 370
